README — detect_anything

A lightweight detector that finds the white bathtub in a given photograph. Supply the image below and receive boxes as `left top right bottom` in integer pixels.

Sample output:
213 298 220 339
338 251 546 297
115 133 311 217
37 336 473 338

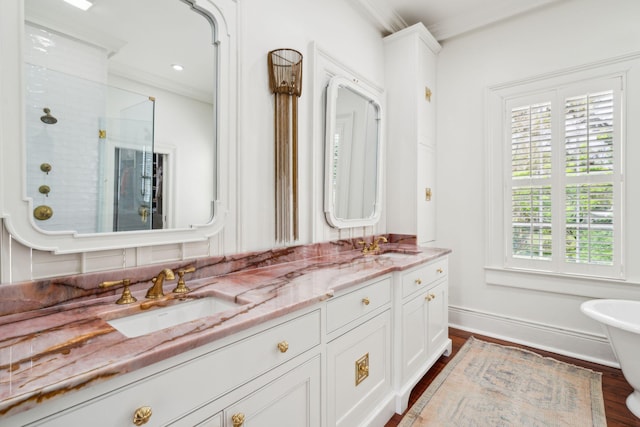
581 299 640 419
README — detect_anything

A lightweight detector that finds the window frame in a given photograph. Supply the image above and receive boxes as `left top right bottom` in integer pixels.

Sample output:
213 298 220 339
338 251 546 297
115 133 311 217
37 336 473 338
485 59 629 282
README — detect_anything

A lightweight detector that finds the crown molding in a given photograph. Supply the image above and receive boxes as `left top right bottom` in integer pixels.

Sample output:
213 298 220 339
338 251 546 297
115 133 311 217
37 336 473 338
349 0 408 34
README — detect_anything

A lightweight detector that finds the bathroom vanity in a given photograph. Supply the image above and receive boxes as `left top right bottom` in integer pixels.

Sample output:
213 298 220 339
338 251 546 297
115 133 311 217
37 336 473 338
0 241 451 426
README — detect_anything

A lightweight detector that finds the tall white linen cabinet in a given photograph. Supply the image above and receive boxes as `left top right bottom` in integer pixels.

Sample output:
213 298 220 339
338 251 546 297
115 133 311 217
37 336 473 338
384 23 442 246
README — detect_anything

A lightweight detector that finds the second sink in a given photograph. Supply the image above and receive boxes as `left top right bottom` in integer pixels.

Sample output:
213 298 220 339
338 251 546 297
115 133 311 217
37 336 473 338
107 297 241 338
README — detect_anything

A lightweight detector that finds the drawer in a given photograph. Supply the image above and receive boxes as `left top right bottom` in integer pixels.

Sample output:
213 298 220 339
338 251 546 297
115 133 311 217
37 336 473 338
326 277 391 333
401 257 447 299
29 310 321 427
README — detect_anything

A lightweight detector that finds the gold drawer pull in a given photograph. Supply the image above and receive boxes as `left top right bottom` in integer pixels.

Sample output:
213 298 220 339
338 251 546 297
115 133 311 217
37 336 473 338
355 353 369 386
415 278 423 285
437 268 444 273
277 341 289 353
232 413 245 427
362 297 370 306
133 406 152 426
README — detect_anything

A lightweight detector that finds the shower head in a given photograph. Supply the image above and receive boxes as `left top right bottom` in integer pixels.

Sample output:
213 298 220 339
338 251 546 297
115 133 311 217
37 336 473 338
40 108 57 125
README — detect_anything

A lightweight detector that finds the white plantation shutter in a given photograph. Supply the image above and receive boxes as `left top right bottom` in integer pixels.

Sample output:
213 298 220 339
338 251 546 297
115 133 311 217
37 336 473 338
564 91 615 176
505 78 623 277
510 102 552 261
562 88 619 271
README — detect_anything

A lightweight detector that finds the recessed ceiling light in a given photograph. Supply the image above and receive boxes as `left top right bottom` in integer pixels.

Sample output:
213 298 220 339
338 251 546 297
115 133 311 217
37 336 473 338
171 64 184 71
63 0 93 11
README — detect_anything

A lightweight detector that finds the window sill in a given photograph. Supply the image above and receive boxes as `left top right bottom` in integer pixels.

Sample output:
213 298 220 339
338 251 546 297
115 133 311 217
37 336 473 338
485 267 640 299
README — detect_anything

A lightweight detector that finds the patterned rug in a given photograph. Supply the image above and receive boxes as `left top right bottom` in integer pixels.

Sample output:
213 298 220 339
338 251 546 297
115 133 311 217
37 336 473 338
399 337 606 426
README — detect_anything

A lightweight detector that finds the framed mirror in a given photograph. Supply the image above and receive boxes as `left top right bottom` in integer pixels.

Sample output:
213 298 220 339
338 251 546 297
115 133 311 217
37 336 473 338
324 76 383 228
0 0 235 253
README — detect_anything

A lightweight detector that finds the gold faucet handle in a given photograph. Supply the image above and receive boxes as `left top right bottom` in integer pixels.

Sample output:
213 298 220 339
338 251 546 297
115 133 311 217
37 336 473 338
357 240 370 254
173 266 196 294
100 279 125 288
100 279 137 305
177 266 196 275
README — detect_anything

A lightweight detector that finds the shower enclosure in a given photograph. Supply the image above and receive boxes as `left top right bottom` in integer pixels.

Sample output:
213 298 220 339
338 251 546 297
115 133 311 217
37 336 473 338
25 63 161 233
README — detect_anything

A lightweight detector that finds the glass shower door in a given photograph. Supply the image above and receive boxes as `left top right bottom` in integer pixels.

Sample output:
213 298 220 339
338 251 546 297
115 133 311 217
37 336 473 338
108 95 156 232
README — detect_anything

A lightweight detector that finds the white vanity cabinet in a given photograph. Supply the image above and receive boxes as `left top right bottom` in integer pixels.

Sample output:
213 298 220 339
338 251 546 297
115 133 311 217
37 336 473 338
394 257 451 412
384 23 441 246
5 256 451 427
325 277 396 427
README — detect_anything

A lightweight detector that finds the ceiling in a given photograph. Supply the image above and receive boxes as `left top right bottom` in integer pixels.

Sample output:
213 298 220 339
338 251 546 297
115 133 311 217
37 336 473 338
358 0 563 41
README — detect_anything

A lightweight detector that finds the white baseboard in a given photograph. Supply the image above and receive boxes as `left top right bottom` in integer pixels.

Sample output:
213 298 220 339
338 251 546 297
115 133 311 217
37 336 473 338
448 305 620 368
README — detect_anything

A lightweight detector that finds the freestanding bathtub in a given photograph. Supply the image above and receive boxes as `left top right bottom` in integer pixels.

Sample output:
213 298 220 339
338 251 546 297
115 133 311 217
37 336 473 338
581 299 640 419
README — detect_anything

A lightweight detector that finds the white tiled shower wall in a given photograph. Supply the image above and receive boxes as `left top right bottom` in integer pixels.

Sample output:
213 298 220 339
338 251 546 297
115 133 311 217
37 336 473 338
24 23 107 233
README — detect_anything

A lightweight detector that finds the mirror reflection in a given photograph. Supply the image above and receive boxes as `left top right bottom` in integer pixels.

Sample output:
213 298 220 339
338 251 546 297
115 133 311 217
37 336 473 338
24 0 216 233
324 76 383 228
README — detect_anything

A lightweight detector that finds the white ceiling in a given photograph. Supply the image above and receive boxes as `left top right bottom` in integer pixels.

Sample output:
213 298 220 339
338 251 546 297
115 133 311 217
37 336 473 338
358 0 563 41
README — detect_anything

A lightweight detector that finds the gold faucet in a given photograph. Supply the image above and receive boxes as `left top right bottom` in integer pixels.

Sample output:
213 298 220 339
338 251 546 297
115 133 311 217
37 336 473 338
146 268 175 299
357 236 388 254
370 236 388 252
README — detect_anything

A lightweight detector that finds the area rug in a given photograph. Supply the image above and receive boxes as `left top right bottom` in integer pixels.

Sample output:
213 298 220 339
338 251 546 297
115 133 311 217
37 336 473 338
399 337 606 426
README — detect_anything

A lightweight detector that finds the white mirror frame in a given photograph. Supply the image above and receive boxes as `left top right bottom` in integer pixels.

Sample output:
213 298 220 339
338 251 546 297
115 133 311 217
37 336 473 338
324 76 384 229
0 0 236 254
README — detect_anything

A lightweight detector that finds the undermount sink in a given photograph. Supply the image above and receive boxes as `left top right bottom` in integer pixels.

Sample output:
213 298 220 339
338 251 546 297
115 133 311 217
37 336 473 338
107 297 241 338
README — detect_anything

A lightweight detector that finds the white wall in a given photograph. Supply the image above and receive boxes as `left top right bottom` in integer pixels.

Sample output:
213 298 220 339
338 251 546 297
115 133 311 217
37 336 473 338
237 0 385 251
436 0 640 364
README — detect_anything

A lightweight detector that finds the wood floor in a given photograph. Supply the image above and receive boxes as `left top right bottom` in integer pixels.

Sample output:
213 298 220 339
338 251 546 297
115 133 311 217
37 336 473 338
385 328 640 427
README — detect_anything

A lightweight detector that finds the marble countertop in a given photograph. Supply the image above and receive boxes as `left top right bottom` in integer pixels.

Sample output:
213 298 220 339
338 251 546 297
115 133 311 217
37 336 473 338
0 242 450 418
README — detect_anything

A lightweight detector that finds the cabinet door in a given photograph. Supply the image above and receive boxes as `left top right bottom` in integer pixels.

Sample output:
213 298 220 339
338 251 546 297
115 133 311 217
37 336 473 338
223 356 320 427
417 40 437 148
401 279 448 383
401 290 428 383
417 144 436 245
327 311 392 427
426 280 448 352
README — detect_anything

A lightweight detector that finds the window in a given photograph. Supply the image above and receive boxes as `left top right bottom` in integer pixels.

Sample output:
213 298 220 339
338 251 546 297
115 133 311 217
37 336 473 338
501 77 623 278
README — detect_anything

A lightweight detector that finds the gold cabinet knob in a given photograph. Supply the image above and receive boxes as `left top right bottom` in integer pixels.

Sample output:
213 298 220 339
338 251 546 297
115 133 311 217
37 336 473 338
415 278 423 285
437 268 444 274
362 297 370 306
232 412 246 427
425 293 436 302
277 341 289 353
133 406 152 426
430 293 436 300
